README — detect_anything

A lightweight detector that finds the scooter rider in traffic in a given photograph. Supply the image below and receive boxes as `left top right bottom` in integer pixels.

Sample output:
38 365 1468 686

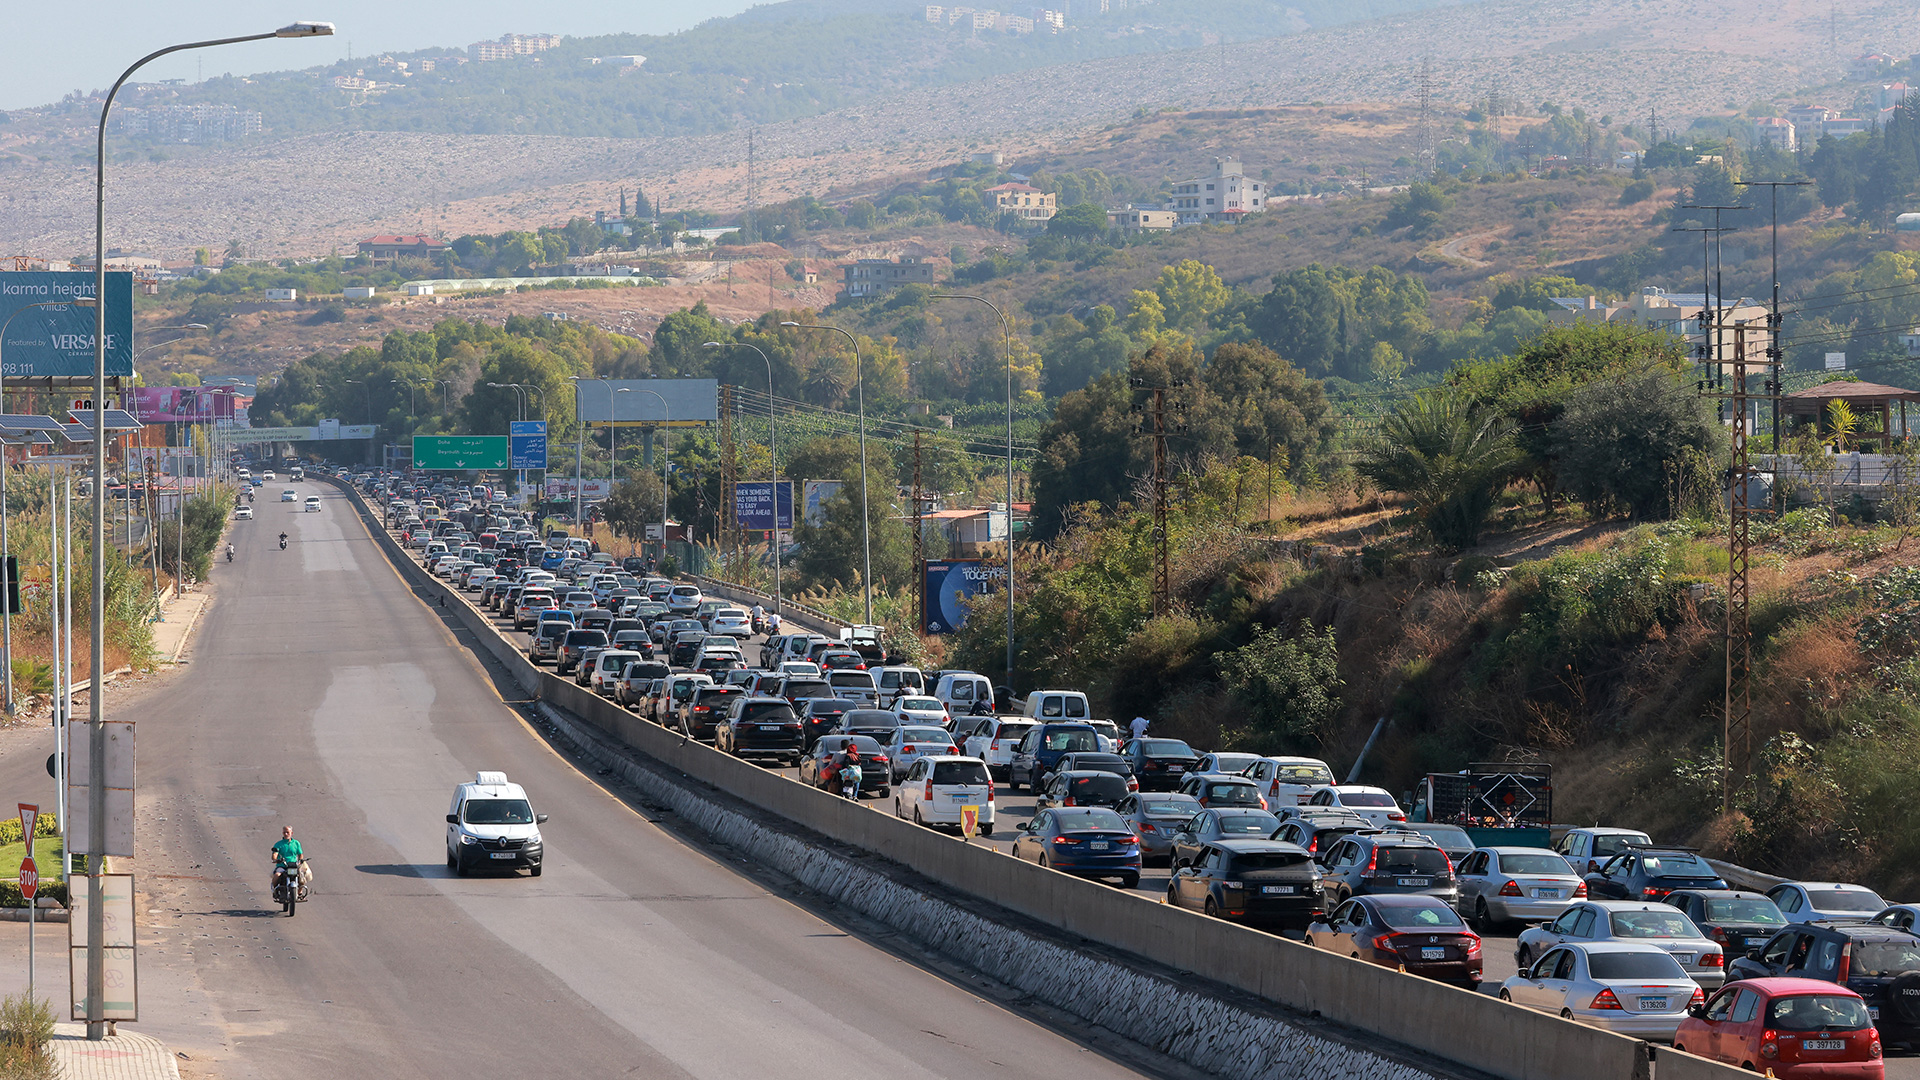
225 542 235 562
827 743 863 795
279 531 288 549
270 825 305 896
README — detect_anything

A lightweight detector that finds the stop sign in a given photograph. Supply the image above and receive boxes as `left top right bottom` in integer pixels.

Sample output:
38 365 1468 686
17 856 36 900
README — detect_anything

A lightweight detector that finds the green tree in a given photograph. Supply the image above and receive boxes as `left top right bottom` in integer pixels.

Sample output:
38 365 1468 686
1357 392 1522 550
1030 373 1136 537
1220 623 1343 750
1195 341 1334 464
1041 305 1132 397
601 472 664 541
791 486 911 592
1046 201 1110 239
1550 370 1723 520
1153 259 1230 334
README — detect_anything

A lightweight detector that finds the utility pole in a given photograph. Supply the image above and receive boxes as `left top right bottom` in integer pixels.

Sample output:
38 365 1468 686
1416 56 1434 171
911 429 924 634
720 384 737 577
745 129 756 244
1737 179 1809 455
1130 377 1188 618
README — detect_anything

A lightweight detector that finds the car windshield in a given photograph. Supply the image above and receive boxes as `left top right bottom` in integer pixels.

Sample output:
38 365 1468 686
1500 854 1576 876
1141 797 1200 817
931 761 991 785
1592 832 1652 856
1338 791 1396 807
1139 740 1194 755
1704 898 1786 924
1276 764 1335 784
899 727 948 743
1205 783 1261 802
1044 731 1099 752
1217 813 1280 834
1055 808 1127 831
1766 994 1873 1032
741 703 797 722
1608 911 1695 938
1638 853 1715 877
463 799 533 824
1379 904 1465 930
1586 952 1687 980
900 698 941 710
1409 826 1472 850
1376 847 1449 874
1847 942 1920 977
1807 888 1884 912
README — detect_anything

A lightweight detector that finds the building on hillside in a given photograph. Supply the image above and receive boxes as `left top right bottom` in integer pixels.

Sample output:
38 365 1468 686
1166 158 1266 224
1108 206 1177 232
343 286 377 300
1874 82 1915 109
842 257 935 298
470 33 560 62
586 55 646 67
1547 287 1772 370
1852 54 1894 80
1755 117 1797 152
264 288 297 302
112 103 263 143
985 182 1057 221
1786 105 1834 136
357 235 447 264
1823 117 1873 137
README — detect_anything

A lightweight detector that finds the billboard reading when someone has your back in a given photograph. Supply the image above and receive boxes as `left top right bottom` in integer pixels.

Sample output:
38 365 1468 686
923 559 1006 635
0 272 133 379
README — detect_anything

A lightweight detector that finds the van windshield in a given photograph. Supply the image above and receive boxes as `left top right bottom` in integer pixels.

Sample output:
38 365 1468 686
464 799 533 824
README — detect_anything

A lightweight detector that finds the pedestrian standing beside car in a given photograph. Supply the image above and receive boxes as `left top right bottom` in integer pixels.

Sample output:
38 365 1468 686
1130 716 1150 744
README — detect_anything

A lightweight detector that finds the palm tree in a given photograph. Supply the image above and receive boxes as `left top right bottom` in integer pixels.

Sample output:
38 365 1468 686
1358 391 1523 550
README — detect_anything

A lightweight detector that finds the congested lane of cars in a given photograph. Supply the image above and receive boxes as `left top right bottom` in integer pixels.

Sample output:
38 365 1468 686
360 470 1915 1076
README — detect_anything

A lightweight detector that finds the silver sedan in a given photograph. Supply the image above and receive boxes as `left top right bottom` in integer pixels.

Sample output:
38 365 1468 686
1498 942 1702 1039
1114 792 1201 867
1515 901 1725 988
1456 847 1583 930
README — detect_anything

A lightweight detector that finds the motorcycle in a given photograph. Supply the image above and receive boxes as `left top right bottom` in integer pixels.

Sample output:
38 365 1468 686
835 762 862 800
225 548 234 563
270 861 309 916
750 611 767 635
279 536 288 550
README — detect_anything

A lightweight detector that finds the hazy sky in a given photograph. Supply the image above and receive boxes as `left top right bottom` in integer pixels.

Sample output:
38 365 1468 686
0 1 761 110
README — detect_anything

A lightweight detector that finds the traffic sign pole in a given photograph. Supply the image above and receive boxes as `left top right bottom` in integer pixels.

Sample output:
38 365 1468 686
19 803 37 1001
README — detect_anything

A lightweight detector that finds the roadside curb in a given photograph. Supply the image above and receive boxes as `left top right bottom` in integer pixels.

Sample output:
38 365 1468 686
0 906 67 922
49 1021 182 1080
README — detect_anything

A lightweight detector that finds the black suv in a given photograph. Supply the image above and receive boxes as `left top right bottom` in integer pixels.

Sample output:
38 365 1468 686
1166 838 1322 931
1727 920 1920 1046
1582 845 1726 902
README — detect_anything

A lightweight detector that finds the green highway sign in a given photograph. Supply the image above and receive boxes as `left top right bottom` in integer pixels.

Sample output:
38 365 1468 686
414 435 509 470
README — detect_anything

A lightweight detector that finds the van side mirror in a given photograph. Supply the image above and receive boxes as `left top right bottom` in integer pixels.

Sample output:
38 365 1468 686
445 814 458 824
536 814 549 824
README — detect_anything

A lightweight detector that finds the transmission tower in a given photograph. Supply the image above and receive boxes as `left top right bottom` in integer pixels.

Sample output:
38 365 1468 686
745 129 756 244
1416 57 1435 169
911 430 925 634
1129 377 1189 618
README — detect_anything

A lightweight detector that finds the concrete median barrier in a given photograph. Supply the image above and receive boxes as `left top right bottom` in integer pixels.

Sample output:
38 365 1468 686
332 478 1754 1080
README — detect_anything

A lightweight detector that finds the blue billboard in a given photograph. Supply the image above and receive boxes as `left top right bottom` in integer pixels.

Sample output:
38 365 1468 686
0 272 133 378
735 480 793 531
509 420 548 470
923 559 1006 635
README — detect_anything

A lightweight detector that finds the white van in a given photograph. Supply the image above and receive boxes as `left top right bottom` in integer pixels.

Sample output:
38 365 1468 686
933 671 995 714
874 665 924 704
445 771 546 877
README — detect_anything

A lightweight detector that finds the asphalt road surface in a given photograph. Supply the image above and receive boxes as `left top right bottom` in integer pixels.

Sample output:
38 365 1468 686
0 481 1160 1079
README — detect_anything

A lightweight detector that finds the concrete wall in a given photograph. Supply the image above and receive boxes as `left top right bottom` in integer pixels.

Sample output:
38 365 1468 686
335 477 1752 1080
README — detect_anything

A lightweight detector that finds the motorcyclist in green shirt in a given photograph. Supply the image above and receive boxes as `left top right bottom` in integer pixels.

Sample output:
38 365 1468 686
271 826 305 897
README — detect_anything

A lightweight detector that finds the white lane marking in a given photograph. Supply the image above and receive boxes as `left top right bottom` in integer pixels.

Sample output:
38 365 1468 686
299 490 359 574
311 663 943 1080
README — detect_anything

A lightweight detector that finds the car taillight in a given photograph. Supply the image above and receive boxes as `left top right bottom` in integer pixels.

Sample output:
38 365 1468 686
1590 988 1622 1010
1836 949 1851 984
1759 1032 1778 1059
1051 836 1076 845
1642 887 1670 900
1365 848 1379 874
1701 951 1723 967
1387 812 1406 822
924 779 935 800
1128 779 1139 792
1571 882 1587 898
1258 795 1268 810
985 779 994 803
1499 881 1523 897
1373 933 1402 952
1139 822 1157 833
1706 926 1729 943
1465 934 1481 957
1869 1036 1882 1060
1144 759 1161 770
1063 797 1076 807
1688 987 1705 1009
1307 837 1318 853
903 745 915 754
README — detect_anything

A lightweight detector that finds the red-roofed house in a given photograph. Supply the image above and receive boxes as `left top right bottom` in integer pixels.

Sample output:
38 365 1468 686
357 234 447 264
985 182 1056 221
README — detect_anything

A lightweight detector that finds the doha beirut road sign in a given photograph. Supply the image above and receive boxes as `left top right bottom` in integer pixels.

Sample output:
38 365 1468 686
414 435 510 470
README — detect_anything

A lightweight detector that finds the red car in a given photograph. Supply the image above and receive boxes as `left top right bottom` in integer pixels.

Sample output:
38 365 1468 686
1675 977 1882 1078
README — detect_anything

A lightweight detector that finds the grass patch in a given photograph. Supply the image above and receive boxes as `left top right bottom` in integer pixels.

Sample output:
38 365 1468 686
0 838 64 889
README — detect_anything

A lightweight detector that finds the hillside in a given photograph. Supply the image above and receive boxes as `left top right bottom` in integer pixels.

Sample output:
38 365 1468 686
0 0 1891 260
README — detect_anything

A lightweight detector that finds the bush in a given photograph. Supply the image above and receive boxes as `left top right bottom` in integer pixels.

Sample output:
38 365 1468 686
0 992 55 1080
1486 524 1693 672
1620 179 1655 205
1356 392 1522 551
1550 370 1723 520
1219 622 1343 749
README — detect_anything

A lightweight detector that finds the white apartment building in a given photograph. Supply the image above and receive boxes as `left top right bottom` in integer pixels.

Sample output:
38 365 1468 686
1167 158 1266 224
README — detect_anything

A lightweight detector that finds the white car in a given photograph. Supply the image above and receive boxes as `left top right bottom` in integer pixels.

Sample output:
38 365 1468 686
304 496 321 512
883 726 958 781
893 696 948 727
464 569 496 591
562 591 595 614
709 607 752 637
280 489 297 502
1301 785 1407 828
1499 942 1702 1038
445 771 545 877
261 471 276 482
779 660 822 678
1515 901 1724 988
588 650 644 697
826 668 880 703
1766 881 1887 922
234 506 253 520
960 718 1036 779
1242 756 1337 806
893 755 995 830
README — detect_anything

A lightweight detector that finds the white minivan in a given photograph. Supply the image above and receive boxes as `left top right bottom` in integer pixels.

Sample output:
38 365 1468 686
445 771 546 877
933 671 995 714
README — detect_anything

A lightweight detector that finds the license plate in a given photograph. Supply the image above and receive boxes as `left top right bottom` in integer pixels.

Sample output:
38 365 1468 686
1805 1040 1845 1051
1871 1007 1881 1020
1531 888 1560 899
1638 997 1669 1011
489 852 517 860
1420 947 1445 960
760 725 782 732
1746 937 1766 947
1398 878 1431 887
1167 765 1183 772
1089 841 1110 851
954 794 981 804
1262 885 1295 895
1669 953 1693 965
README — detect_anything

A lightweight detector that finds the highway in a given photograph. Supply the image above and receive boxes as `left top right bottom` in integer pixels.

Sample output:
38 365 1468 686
0 480 1161 1079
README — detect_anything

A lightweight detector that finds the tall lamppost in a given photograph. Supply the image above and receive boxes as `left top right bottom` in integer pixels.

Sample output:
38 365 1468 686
704 340 781 613
780 321 872 624
489 382 531 497
344 378 376 465
931 292 1017 691
619 387 670 564
568 377 612 529
86 19 335 1042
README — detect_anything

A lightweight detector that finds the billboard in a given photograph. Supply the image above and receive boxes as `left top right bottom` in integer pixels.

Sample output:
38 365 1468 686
0 272 133 378
923 559 1005 634
226 424 375 444
509 420 548 470
126 387 236 423
802 479 844 526
735 480 794 531
575 378 717 426
414 435 509 470
544 478 613 500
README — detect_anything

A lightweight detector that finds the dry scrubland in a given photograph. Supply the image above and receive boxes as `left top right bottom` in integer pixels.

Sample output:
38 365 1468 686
0 0 1903 258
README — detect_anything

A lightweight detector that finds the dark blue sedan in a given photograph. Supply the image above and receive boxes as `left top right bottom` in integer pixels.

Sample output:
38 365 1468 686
1013 807 1141 888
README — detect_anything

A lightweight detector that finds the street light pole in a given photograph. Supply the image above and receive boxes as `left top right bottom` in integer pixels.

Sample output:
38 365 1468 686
87 19 335 1042
704 341 781 613
623 388 671 566
781 322 871 624
931 293 1017 692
